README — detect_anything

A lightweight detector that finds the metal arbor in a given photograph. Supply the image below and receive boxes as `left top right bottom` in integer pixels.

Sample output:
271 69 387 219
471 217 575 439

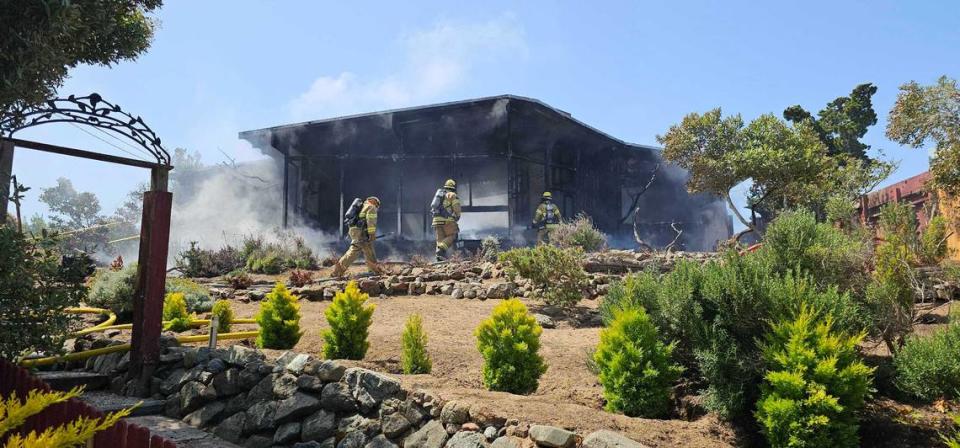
1 93 173 396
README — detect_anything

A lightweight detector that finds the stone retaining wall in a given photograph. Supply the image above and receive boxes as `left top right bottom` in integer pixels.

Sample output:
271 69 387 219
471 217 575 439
84 344 649 448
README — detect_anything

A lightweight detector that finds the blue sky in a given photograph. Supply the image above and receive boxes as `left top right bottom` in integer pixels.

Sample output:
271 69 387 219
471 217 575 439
12 0 960 224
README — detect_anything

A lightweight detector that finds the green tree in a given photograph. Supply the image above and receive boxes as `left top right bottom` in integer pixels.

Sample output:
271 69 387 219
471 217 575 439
0 0 162 111
255 282 303 349
475 299 547 394
783 83 879 162
39 178 108 253
887 76 960 195
401 314 432 374
321 281 375 360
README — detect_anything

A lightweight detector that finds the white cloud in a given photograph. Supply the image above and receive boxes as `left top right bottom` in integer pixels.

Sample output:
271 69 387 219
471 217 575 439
289 14 526 120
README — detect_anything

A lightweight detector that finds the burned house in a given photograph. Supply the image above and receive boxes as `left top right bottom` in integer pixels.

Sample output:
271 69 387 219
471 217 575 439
239 95 731 250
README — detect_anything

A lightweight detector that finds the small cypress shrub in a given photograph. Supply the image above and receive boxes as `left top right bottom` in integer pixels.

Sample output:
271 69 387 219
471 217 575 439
474 298 547 394
321 281 375 360
401 314 432 374
162 292 192 332
0 387 133 447
755 306 873 448
594 307 683 417
210 299 234 334
255 282 303 349
893 323 960 402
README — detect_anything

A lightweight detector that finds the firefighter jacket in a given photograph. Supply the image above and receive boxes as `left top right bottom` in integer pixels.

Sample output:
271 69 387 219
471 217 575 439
431 191 462 226
350 202 378 236
534 202 561 229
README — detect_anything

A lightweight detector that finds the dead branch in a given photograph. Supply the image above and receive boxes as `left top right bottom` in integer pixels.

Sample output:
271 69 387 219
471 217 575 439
620 163 660 224
664 222 683 253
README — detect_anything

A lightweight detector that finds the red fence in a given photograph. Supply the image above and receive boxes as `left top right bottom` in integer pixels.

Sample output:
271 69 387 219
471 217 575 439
0 359 176 447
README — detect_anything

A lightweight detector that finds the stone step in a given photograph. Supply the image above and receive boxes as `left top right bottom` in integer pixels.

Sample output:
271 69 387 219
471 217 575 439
35 371 109 392
124 415 242 448
79 391 166 417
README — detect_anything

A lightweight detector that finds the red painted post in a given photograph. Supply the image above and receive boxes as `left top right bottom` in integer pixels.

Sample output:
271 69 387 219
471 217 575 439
130 188 173 396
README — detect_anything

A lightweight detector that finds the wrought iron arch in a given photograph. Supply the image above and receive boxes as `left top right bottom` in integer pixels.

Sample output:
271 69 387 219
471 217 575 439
0 93 170 166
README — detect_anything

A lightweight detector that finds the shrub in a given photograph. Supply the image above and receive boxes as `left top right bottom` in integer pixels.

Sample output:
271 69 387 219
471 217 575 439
600 270 661 326
919 215 949 264
480 235 501 261
86 264 138 315
475 299 547 394
211 299 234 334
241 231 317 274
594 307 682 417
175 241 243 278
255 282 303 349
247 251 283 275
893 323 960 402
755 306 873 448
550 213 607 252
759 209 870 293
162 292 192 332
321 281 375 360
401 314 432 374
0 387 132 447
165 277 213 313
499 245 589 307
225 270 252 290
942 414 960 448
867 225 916 353
289 269 314 287
0 225 85 360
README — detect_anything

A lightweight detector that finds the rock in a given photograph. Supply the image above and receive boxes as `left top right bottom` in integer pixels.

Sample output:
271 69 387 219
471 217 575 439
205 358 227 374
313 360 346 382
180 381 209 414
295 442 324 448
301 409 337 441
225 345 265 366
533 314 555 329
581 431 649 448
183 400 225 427
277 351 298 368
214 411 246 443
447 431 488 448
461 423 480 432
160 368 186 395
273 373 300 398
238 366 263 389
243 400 277 434
275 392 322 423
483 427 498 441
366 434 398 448
339 431 368 448
505 424 528 439
528 425 575 448
446 423 460 435
359 279 381 295
224 392 249 416
440 401 471 426
244 434 273 448
248 374 278 402
464 289 477 299
402 399 428 425
470 406 506 428
275 422 302 444
164 394 182 418
404 420 449 448
321 382 359 412
297 374 325 392
381 412 411 438
344 368 404 412
211 368 241 397
491 437 525 448
286 353 313 374
451 288 464 299
338 414 381 439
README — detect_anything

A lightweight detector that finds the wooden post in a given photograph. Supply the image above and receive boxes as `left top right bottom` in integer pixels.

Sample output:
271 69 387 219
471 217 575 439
130 167 171 397
0 140 14 223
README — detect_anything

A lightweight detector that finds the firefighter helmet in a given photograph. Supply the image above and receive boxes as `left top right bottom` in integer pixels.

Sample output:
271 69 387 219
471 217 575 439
367 196 381 207
542 191 552 199
444 179 457 190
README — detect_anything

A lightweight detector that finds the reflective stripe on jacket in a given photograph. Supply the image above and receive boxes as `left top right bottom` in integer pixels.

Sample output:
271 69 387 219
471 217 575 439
432 191 461 225
351 202 378 235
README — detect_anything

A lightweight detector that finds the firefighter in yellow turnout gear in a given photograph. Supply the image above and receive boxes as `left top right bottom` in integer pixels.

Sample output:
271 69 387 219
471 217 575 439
431 179 462 261
332 196 386 277
534 191 562 244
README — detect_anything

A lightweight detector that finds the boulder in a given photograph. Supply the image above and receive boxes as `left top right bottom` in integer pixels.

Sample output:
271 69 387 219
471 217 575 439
182 400 225 427
338 431 368 448
180 381 209 414
528 425 575 448
276 392 322 423
310 360 347 382
214 411 246 443
297 374 325 392
447 431 488 448
491 437 527 448
581 431 650 448
275 422 303 444
337 414 381 439
273 373 300 399
248 374 278 402
381 412 412 438
243 434 273 448
344 368 403 412
225 345 265 366
359 279 381 295
205 358 227 374
483 427 498 441
301 409 337 442
404 420 449 448
451 288 464 299
440 400 471 426
366 434 398 448
533 314 555 329
286 353 314 375
211 368 241 397
321 382 359 412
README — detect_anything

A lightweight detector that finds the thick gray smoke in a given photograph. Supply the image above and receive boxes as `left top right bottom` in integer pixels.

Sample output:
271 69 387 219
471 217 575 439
167 158 334 263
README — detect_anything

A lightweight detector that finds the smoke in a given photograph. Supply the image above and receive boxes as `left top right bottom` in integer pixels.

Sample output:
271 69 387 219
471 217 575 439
166 158 335 263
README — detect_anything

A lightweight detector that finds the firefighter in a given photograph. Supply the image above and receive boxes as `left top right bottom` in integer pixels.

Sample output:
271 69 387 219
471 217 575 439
332 196 385 278
431 179 462 261
533 191 561 244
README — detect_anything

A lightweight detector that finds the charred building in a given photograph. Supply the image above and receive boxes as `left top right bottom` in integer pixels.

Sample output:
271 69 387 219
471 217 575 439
239 95 731 250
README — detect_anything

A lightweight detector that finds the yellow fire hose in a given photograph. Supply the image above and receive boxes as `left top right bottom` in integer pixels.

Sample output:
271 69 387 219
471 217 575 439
20 307 260 367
